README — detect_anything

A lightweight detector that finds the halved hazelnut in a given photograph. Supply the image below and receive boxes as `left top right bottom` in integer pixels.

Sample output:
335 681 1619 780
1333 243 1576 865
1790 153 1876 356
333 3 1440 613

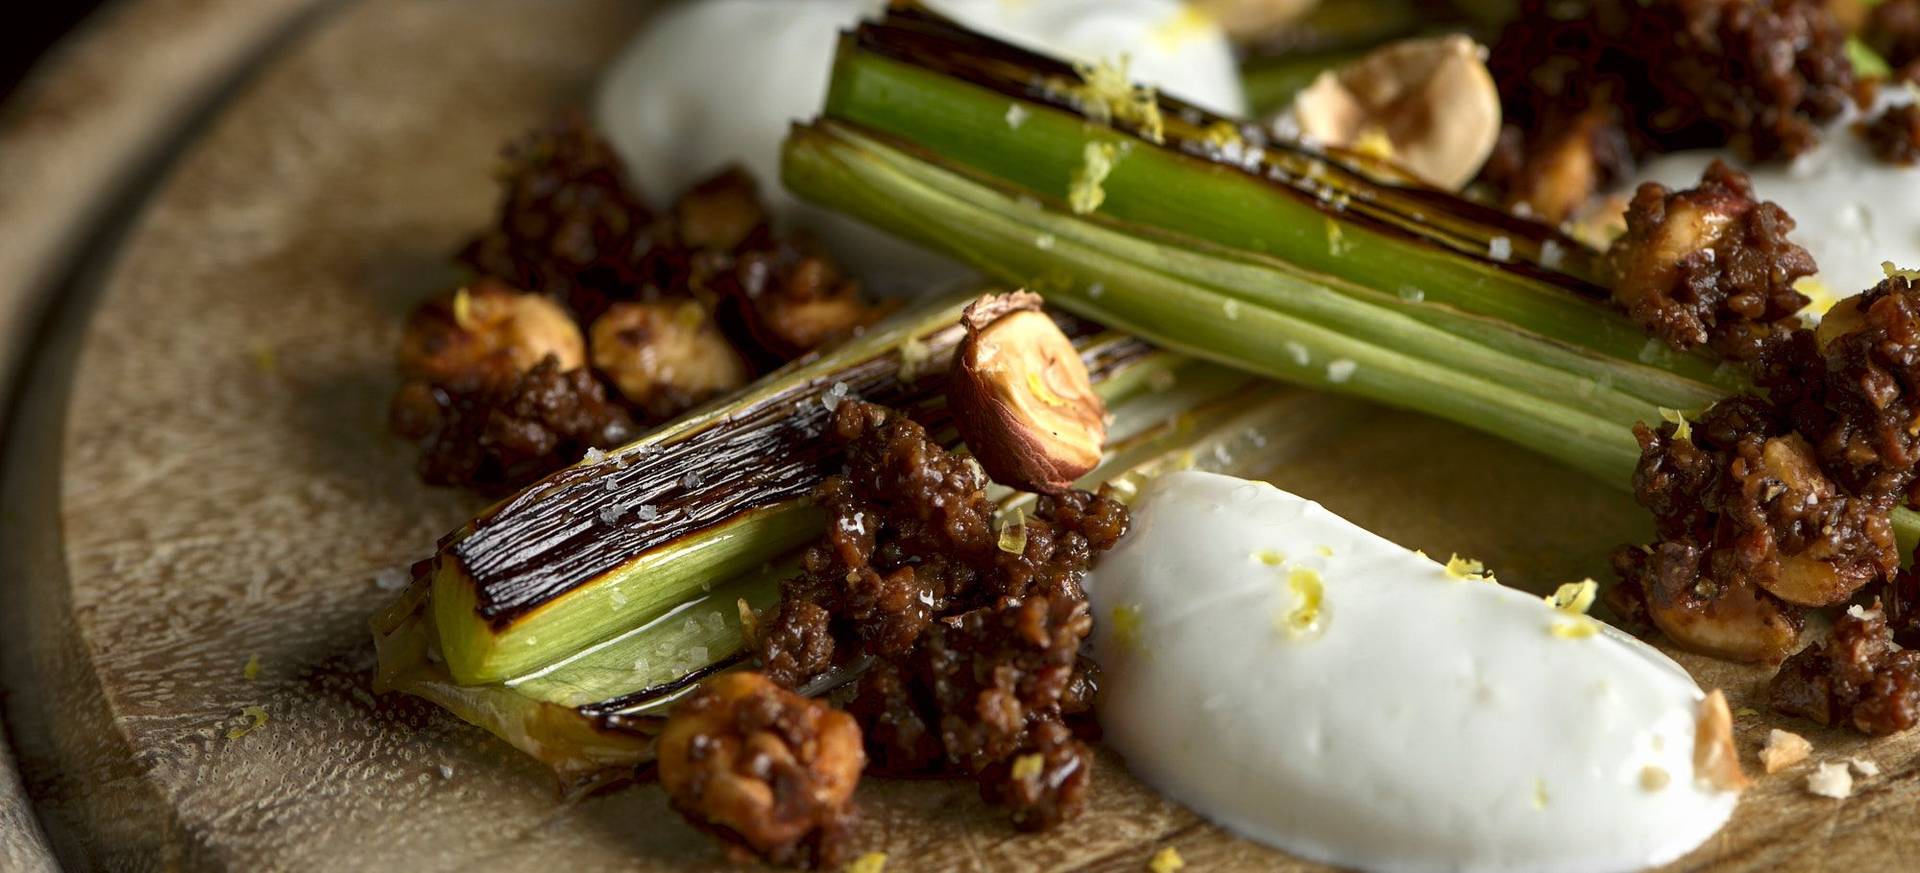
1693 689 1750 792
1289 34 1501 191
946 292 1106 493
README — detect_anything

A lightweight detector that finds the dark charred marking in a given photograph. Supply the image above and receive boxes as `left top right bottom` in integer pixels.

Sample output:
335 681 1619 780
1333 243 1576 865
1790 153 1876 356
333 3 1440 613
576 651 750 723
847 8 1611 302
455 317 1150 627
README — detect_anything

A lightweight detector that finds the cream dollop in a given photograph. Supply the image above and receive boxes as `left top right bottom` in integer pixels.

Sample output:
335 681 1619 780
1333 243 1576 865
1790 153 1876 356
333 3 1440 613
594 0 1246 289
1089 471 1740 873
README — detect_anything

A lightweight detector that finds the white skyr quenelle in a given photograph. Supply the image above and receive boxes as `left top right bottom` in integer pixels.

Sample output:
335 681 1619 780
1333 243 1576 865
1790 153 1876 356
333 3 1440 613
594 0 1246 288
1089 471 1742 873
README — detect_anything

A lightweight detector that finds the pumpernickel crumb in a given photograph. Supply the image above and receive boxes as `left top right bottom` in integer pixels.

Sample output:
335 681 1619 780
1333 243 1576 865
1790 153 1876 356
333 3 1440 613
1860 104 1920 166
1484 0 1853 213
1606 160 1814 359
1769 602 1920 735
752 399 1127 831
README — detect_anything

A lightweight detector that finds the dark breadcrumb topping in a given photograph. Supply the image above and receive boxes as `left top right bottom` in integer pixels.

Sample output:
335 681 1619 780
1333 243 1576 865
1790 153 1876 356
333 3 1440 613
754 400 1127 832
395 118 889 491
1485 0 1852 218
656 672 864 867
1860 104 1920 166
1776 274 1920 507
1606 160 1814 359
1769 602 1920 736
459 114 660 323
1868 0 1920 74
389 356 637 490
1603 166 1920 674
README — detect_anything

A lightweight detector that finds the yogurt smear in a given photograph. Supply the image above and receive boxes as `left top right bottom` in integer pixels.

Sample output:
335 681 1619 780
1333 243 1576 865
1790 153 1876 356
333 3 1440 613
1089 471 1741 873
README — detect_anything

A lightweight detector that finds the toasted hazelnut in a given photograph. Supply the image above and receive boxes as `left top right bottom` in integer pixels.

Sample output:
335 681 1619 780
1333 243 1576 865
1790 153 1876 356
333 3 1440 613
674 166 768 252
946 292 1106 493
1647 578 1804 664
1290 35 1501 191
1758 727 1812 774
399 279 584 388
1693 689 1750 792
657 672 863 864
589 300 750 419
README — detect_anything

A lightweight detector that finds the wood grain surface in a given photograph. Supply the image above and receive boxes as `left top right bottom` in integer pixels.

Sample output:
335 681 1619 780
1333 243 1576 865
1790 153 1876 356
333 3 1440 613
3 1 1917 870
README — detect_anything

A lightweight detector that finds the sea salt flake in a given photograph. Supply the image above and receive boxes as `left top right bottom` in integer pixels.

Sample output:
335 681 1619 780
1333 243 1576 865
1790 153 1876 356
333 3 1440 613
1488 236 1513 262
1005 103 1029 129
582 447 607 464
822 380 850 411
635 504 659 522
373 568 409 591
682 471 705 490
1540 239 1566 269
1284 341 1311 367
1807 761 1853 799
1325 359 1357 383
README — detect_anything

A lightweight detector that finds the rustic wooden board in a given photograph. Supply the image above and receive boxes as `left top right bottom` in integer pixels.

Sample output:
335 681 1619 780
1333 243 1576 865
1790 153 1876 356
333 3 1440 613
3 1 1917 870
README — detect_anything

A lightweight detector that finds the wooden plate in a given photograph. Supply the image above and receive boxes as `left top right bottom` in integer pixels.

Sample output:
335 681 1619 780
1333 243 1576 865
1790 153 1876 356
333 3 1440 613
3 1 1915 869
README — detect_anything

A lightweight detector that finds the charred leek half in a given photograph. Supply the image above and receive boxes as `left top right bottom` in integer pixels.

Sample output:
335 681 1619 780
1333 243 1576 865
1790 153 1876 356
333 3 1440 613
783 8 1920 544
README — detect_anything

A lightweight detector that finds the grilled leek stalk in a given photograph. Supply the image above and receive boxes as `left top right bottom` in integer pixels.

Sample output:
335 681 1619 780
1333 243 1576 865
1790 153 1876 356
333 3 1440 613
783 8 1920 545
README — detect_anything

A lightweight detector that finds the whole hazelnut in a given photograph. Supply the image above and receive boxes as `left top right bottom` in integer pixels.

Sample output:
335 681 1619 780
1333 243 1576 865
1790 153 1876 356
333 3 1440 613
399 278 583 388
589 299 750 419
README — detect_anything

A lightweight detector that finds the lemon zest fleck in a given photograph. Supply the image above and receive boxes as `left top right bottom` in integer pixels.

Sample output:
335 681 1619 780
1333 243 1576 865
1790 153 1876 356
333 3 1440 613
1353 125 1397 161
1148 846 1186 873
227 705 269 740
845 852 889 873
1151 5 1215 52
1550 618 1599 639
451 287 476 330
1110 604 1144 651
1547 579 1598 615
1325 217 1351 256
1011 753 1045 781
1658 407 1693 441
243 654 261 682
997 508 1027 555
1253 549 1286 566
1316 545 1335 558
1444 554 1493 582
1275 567 1326 640
1532 778 1550 810
1884 261 1920 282
1794 276 1839 318
1069 141 1121 215
1057 56 1165 143
1202 120 1244 150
